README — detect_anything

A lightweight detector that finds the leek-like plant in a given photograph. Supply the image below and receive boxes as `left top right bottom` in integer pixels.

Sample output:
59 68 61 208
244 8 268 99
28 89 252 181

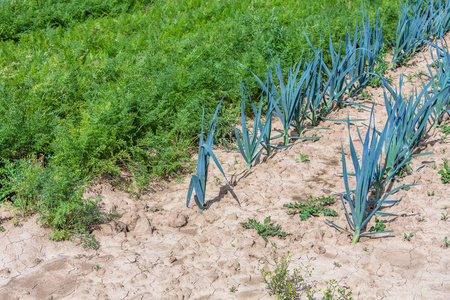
323 31 358 106
232 81 270 169
327 107 414 244
186 100 228 212
391 0 435 68
371 77 437 199
426 0 450 37
346 7 384 96
259 83 276 156
302 43 328 127
268 54 312 145
252 54 319 146
424 32 450 125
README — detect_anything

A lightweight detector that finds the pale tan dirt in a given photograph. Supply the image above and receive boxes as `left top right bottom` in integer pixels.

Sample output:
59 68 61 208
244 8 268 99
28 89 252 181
1 36 450 299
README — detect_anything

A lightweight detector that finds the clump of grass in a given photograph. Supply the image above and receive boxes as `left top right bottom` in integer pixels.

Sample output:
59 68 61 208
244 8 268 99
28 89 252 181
241 216 288 243
284 194 337 221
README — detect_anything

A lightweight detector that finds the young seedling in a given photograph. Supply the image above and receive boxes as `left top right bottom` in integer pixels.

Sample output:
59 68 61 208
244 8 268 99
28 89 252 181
438 124 450 143
401 184 411 191
363 247 369 252
444 237 450 248
240 216 288 243
295 153 310 163
0 226 4 232
404 233 414 241
370 217 386 232
417 216 425 222
94 265 101 271
334 261 342 268
284 194 337 221
438 159 450 184
427 191 435 196
441 213 449 220
229 285 237 292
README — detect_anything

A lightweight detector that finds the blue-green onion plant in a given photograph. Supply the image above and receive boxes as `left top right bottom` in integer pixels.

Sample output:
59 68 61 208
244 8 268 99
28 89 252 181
425 0 450 37
391 0 436 68
251 53 320 146
268 54 306 145
370 77 436 200
258 80 276 157
302 40 329 127
186 99 229 212
424 31 450 126
322 29 361 107
327 107 415 244
345 7 384 96
232 79 272 169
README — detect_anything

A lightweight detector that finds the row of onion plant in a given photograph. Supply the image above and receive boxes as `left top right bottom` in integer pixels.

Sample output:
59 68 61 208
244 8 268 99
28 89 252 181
391 0 450 67
186 1 450 215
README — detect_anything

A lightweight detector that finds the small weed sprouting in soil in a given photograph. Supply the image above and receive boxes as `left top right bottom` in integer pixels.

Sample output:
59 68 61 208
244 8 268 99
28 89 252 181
333 261 342 268
0 226 4 232
229 285 237 292
321 279 353 300
259 243 307 299
284 194 337 221
444 237 450 248
241 216 288 243
439 124 450 143
441 213 449 221
401 184 411 191
260 244 353 299
363 247 369 252
404 233 414 241
370 217 386 232
427 191 435 196
438 159 450 184
295 154 310 163
94 265 101 271
417 216 425 222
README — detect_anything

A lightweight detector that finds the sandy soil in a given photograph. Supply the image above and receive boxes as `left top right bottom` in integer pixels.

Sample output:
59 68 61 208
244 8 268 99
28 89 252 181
1 36 450 300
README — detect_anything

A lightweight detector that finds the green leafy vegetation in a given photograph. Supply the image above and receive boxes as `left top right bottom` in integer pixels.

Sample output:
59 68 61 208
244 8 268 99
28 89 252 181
284 194 337 221
259 244 307 299
439 124 450 143
0 0 401 241
229 285 237 292
259 244 353 300
241 216 288 243
438 158 450 184
370 217 386 232
404 233 414 241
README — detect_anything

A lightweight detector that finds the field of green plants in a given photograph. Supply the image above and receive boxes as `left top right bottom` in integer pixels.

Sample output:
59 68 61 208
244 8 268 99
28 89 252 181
1 0 448 247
